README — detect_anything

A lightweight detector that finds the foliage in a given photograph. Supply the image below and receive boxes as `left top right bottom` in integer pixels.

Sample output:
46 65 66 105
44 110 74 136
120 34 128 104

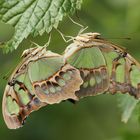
0 0 140 140
118 94 139 123
0 0 82 52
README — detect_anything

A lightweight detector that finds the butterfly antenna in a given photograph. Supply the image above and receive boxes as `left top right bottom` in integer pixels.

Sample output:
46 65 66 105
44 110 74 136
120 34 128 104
30 33 51 48
30 40 39 47
102 36 131 40
68 16 84 28
68 16 88 35
56 28 73 43
57 17 88 42
78 26 89 35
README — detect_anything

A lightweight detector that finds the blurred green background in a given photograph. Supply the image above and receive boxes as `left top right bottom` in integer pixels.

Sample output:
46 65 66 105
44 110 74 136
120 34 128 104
0 0 140 140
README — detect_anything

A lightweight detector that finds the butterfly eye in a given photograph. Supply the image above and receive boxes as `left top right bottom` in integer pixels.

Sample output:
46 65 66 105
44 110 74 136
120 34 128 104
122 52 127 57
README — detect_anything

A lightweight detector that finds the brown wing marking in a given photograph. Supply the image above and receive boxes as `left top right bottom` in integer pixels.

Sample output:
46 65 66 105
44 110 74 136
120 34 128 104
33 64 83 104
93 39 140 99
108 52 140 99
3 83 46 129
75 66 109 99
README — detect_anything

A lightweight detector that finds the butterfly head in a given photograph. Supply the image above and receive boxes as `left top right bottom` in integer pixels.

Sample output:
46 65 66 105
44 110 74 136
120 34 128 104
74 32 101 43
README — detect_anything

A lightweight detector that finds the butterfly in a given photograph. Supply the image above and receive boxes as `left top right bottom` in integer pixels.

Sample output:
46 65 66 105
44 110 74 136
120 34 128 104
3 46 83 129
64 32 140 99
3 32 140 129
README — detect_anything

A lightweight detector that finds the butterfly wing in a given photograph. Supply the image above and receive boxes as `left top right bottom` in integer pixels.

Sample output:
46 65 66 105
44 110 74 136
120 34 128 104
28 55 83 104
64 43 109 98
64 38 140 99
3 48 83 129
97 40 140 98
2 70 46 129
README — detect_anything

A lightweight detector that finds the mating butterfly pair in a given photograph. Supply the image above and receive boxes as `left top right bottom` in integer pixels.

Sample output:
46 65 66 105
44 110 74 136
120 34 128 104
3 32 140 129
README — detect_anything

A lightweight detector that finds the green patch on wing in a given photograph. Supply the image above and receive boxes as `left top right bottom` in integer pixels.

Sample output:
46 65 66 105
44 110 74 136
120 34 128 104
14 84 30 105
130 65 140 88
89 76 96 87
116 58 125 83
58 79 66 86
28 56 65 82
67 47 106 69
6 96 20 115
16 73 34 95
103 51 118 76
83 81 88 88
62 73 71 80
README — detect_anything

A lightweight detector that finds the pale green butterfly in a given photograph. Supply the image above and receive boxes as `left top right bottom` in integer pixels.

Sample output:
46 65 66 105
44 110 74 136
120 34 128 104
3 46 82 129
64 32 140 99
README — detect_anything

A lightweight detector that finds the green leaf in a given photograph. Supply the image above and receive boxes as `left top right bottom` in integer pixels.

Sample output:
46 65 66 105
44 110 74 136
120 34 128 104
0 0 82 52
118 94 139 123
